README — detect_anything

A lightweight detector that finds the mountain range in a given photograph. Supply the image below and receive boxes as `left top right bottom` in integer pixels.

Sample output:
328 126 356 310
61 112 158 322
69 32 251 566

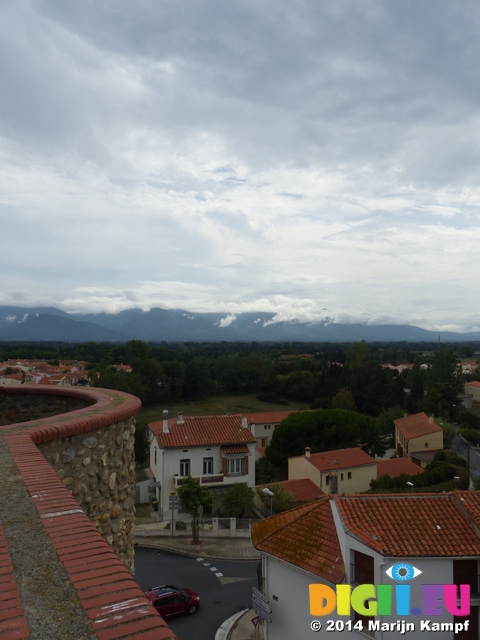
0 306 479 343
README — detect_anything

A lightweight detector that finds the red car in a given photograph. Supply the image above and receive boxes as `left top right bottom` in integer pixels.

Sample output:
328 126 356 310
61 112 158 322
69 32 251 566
145 584 200 618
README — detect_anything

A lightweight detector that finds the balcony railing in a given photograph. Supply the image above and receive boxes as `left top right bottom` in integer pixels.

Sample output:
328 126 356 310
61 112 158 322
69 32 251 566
350 563 374 585
174 474 225 488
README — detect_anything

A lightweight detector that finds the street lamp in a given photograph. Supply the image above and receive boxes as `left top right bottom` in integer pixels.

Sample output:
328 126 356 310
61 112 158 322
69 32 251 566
263 487 274 517
406 481 414 493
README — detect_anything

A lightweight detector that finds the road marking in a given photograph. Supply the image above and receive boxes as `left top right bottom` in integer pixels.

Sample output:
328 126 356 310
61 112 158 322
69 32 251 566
215 572 223 577
210 567 218 571
196 558 203 562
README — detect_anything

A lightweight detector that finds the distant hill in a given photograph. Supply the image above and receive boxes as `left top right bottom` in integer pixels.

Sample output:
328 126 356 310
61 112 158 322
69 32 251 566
0 306 479 343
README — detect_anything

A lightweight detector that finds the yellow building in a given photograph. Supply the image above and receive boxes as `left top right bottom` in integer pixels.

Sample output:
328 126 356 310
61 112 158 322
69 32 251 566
394 412 443 461
288 447 377 494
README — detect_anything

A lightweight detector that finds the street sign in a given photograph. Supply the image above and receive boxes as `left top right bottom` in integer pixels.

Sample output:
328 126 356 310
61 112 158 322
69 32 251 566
252 601 272 623
252 594 272 613
251 616 260 628
252 587 269 604
168 497 182 510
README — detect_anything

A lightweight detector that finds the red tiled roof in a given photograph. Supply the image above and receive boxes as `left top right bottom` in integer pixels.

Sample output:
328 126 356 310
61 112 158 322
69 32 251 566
257 479 324 503
376 458 424 478
394 412 442 440
293 447 375 472
335 493 480 557
256 447 266 458
149 415 256 448
244 410 305 425
222 444 250 454
251 497 345 584
465 381 480 389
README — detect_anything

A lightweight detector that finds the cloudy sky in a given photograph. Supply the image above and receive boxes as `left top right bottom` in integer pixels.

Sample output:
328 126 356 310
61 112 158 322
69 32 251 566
1 1 480 331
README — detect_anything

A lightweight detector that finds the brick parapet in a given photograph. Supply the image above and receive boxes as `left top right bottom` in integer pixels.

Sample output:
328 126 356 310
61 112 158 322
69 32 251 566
0 386 176 640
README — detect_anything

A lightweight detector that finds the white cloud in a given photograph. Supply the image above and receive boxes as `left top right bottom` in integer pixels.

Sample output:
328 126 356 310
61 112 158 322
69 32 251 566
1 1 480 331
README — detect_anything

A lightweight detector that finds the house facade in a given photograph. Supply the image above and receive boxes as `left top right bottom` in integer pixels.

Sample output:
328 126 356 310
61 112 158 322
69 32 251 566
395 412 443 460
288 447 378 494
149 412 256 519
252 491 480 640
465 381 480 403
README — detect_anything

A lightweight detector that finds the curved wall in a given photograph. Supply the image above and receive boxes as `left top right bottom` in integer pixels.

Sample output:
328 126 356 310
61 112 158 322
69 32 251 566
0 385 176 640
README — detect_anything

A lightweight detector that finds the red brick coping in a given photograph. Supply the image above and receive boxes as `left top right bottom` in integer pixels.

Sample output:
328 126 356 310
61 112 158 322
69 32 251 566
0 386 176 640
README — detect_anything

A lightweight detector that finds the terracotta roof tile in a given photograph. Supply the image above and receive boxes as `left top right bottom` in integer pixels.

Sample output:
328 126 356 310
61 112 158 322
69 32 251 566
251 497 344 584
376 458 424 478
222 444 250 454
257 479 324 502
394 412 442 440
149 415 256 448
244 410 308 425
292 447 375 472
335 493 480 557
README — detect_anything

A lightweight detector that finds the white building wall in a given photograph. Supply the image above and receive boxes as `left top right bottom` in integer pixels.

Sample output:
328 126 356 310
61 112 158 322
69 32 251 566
262 555 343 640
150 437 256 520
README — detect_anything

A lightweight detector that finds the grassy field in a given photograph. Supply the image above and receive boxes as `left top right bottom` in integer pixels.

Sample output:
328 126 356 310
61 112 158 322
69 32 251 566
137 394 310 424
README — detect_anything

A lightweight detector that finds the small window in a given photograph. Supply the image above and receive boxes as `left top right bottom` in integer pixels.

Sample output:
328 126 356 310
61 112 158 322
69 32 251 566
227 458 245 475
180 459 190 476
425 442 429 448
340 473 344 481
348 472 352 479
325 475 330 486
154 448 157 465
203 457 213 475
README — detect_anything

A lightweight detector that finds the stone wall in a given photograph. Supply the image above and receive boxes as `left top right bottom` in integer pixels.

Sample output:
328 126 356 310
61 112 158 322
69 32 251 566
37 417 136 571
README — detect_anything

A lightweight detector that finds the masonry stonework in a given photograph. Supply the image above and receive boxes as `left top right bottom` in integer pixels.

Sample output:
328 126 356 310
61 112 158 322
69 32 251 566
38 417 137 571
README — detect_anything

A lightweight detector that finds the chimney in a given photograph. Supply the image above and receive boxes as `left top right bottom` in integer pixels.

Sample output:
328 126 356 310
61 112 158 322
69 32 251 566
429 415 434 424
177 411 184 424
305 447 311 459
163 409 169 434
241 416 248 429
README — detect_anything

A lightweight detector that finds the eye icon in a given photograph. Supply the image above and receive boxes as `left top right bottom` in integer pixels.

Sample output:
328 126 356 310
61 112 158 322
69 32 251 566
386 563 422 582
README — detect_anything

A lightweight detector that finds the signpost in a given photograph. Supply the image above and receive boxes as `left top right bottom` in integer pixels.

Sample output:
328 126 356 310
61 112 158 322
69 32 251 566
168 492 182 537
252 586 272 635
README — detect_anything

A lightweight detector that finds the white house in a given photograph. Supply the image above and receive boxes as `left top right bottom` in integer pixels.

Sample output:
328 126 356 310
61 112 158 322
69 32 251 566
243 410 308 454
252 491 480 640
149 411 256 519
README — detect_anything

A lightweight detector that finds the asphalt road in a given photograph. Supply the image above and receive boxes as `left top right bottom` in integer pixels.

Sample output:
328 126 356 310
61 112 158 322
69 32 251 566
451 423 480 485
134 547 258 640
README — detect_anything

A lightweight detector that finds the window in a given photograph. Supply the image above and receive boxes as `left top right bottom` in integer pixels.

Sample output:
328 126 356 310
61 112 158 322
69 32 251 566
340 473 344 481
203 457 213 475
180 459 190 476
227 458 245 475
348 472 352 479
154 448 157 465
325 475 330 486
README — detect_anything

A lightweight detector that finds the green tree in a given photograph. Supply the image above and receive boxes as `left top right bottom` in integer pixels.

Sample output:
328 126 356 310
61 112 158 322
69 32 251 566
256 485 298 515
222 483 254 517
177 476 212 544
332 388 357 411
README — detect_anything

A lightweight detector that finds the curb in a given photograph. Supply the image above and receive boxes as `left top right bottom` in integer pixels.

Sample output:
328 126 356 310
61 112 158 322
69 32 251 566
215 608 249 640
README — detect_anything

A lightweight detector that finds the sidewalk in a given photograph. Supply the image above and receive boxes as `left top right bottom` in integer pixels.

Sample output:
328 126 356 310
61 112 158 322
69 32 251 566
134 525 260 560
134 524 263 639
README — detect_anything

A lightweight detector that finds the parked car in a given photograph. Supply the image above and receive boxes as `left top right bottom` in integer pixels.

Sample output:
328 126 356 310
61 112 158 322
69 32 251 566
145 584 200 618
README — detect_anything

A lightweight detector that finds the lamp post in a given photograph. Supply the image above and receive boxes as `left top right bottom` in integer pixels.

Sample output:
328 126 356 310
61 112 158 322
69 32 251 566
406 481 414 493
263 487 274 517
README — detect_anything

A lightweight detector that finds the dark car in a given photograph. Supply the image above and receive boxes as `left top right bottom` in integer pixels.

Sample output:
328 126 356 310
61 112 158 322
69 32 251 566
145 584 200 618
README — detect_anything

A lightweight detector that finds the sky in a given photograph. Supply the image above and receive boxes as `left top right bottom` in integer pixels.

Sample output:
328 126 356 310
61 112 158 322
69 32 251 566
1 1 480 332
